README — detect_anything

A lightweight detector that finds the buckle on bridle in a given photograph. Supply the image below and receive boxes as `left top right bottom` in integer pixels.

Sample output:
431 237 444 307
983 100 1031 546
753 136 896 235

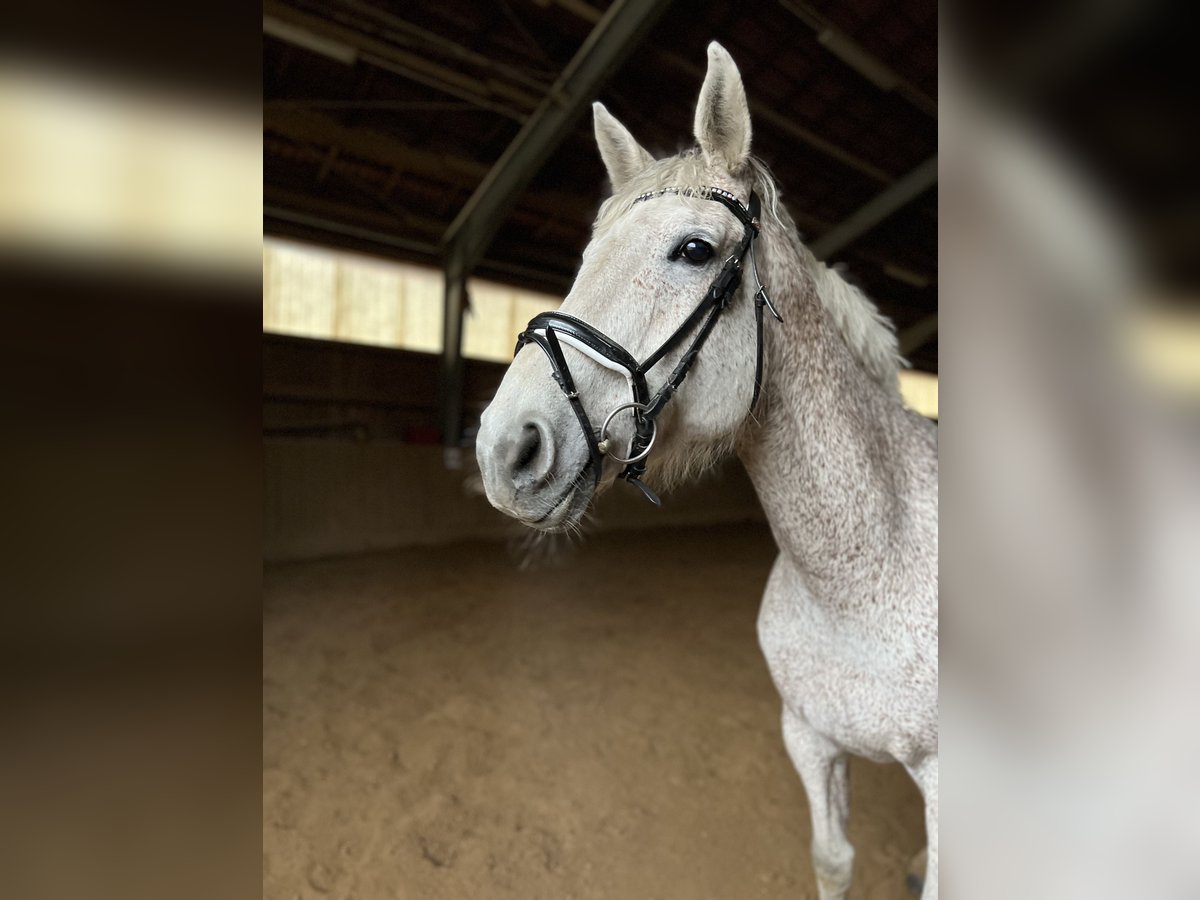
710 259 743 306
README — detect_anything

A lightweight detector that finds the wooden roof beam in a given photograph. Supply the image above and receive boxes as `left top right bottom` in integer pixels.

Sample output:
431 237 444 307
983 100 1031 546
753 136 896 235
809 155 937 260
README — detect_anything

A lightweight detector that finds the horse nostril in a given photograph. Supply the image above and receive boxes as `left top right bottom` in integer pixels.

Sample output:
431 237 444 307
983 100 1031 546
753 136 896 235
515 425 540 471
509 420 555 488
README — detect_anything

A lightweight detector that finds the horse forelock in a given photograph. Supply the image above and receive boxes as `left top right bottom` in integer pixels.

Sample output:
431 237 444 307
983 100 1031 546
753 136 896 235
590 150 902 389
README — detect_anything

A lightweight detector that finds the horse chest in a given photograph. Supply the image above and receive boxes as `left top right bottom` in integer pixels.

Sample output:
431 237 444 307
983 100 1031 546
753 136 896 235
756 556 934 764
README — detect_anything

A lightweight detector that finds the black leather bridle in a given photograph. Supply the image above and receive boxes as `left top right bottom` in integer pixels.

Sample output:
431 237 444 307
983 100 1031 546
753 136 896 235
514 186 782 506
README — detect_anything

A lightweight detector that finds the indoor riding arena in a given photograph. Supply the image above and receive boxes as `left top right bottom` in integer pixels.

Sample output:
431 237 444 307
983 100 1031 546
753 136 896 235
264 2 937 898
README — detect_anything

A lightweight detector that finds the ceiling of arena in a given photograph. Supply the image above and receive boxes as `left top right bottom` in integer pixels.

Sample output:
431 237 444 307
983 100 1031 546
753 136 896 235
264 0 938 372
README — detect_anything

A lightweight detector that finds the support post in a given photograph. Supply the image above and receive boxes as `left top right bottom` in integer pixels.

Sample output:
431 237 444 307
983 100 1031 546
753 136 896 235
440 248 469 460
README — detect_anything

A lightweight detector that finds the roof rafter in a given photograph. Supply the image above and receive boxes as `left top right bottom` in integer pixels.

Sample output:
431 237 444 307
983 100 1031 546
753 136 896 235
264 0 539 121
809 155 937 260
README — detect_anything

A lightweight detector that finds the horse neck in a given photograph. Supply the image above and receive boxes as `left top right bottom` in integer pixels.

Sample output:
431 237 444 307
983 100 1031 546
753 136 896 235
738 225 927 600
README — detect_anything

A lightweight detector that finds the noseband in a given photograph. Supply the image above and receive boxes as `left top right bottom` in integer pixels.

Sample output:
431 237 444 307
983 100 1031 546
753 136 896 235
514 186 781 505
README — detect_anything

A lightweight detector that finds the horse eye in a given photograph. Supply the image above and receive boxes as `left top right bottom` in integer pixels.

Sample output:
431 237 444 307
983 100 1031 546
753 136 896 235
677 238 713 264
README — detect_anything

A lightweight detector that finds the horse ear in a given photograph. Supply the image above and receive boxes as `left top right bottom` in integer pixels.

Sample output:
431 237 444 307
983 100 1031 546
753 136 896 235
694 42 752 173
593 102 654 190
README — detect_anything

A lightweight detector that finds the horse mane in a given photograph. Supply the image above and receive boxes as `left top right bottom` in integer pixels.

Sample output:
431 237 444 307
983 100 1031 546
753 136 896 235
595 150 903 389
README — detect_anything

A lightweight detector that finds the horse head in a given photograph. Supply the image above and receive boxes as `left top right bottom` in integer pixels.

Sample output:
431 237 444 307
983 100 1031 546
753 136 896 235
476 43 772 531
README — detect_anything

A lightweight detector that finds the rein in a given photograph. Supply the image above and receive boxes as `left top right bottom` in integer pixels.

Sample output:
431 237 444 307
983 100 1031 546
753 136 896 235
514 186 781 506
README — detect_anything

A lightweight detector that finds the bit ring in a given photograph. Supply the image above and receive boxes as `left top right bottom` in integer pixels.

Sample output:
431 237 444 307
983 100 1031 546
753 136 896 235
597 402 656 465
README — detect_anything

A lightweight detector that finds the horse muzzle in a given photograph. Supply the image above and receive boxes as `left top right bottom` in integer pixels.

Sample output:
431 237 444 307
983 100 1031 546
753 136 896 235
475 410 596 531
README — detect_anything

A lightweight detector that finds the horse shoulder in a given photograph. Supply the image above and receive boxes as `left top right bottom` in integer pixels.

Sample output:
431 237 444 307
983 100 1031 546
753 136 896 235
757 550 937 763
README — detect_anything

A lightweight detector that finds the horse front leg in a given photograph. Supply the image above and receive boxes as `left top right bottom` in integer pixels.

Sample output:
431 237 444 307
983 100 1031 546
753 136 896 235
907 753 938 900
781 709 853 900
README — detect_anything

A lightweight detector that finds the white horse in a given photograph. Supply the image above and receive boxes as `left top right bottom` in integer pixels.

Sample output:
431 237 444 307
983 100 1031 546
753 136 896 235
475 42 938 900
